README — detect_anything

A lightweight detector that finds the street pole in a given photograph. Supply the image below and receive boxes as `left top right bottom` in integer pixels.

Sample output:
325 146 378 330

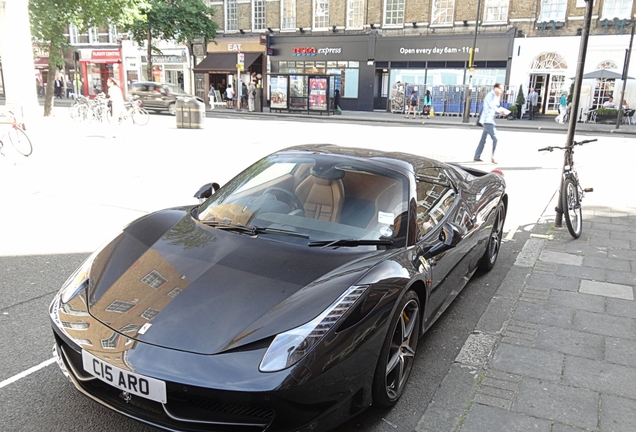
615 22 634 130
555 0 594 227
462 0 482 123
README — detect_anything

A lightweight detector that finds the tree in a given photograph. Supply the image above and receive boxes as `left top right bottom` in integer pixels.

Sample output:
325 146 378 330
29 0 145 116
516 85 526 106
125 0 218 82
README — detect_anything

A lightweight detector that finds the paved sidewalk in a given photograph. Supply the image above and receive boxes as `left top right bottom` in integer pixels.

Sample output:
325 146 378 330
416 202 636 431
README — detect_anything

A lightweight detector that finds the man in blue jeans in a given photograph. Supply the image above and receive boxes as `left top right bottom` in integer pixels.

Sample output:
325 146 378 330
474 83 506 164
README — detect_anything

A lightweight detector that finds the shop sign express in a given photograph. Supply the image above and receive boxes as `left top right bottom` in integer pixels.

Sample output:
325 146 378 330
292 47 343 56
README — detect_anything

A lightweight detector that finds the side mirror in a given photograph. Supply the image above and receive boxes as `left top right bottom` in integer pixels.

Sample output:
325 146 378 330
423 222 464 259
194 182 220 203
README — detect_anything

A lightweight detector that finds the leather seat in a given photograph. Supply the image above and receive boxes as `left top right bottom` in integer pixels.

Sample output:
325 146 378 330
295 166 345 223
367 182 403 231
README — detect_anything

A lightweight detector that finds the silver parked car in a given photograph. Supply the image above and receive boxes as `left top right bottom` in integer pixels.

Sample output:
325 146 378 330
129 81 203 115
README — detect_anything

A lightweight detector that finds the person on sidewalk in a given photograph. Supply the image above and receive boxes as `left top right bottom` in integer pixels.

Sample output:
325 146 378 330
420 89 432 118
225 84 234 109
527 87 538 120
106 78 125 137
334 89 342 114
555 91 568 124
208 84 215 110
474 83 506 164
405 87 419 119
248 81 256 112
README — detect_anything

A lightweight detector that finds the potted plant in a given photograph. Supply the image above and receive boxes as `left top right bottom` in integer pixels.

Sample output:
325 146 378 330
515 85 525 119
595 107 618 123
507 105 518 120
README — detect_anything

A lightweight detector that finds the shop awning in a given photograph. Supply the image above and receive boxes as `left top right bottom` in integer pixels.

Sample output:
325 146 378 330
194 52 260 72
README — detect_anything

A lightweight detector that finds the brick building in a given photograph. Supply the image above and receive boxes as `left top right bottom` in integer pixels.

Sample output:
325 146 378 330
194 0 636 113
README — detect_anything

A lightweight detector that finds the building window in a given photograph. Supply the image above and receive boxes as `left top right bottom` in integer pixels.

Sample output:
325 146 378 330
384 0 405 26
101 332 120 349
120 324 142 333
431 0 455 26
141 270 167 289
108 24 118 43
347 0 364 28
225 0 238 31
167 287 182 298
141 308 160 321
538 0 567 22
602 0 633 19
69 24 79 44
61 321 90 330
105 300 136 313
282 0 296 30
597 60 619 69
313 0 329 29
253 0 266 30
88 27 99 44
484 0 509 23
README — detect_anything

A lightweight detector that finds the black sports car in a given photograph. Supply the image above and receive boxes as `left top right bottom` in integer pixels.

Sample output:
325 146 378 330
50 144 507 432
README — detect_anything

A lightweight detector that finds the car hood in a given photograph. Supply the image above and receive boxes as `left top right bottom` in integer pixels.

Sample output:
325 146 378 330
86 209 383 355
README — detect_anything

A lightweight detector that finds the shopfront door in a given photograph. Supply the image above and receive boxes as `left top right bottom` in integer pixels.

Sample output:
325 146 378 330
529 74 547 114
373 69 389 110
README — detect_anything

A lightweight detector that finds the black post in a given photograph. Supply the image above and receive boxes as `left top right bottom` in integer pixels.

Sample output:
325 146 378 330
462 0 482 123
555 0 593 227
616 22 635 129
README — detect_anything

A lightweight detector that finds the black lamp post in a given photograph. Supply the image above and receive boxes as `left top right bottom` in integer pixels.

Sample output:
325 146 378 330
462 0 482 123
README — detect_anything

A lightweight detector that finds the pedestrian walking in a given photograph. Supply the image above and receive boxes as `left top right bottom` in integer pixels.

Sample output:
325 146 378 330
555 91 568 124
107 77 125 136
54 77 63 98
225 84 234 109
334 89 342 114
248 81 256 112
527 87 538 120
208 84 215 110
241 81 248 110
474 83 506 164
420 89 432 118
405 86 419 119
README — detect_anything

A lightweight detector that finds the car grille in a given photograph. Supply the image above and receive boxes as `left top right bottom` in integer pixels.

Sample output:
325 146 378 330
56 336 274 431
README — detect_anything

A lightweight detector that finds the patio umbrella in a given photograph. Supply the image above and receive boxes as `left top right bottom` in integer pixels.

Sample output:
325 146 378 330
580 69 634 80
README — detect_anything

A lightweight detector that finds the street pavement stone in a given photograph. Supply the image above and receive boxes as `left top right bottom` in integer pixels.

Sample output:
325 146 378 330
535 325 605 360
513 301 575 328
572 310 636 340
606 268 636 286
605 337 636 368
579 279 634 300
583 255 632 271
538 250 583 266
526 272 580 292
555 263 607 281
461 404 552 432
565 356 636 400
490 344 564 382
606 297 636 319
600 394 636 432
549 289 606 313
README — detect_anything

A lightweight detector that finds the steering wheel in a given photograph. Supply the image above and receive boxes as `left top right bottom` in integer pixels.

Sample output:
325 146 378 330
263 187 304 212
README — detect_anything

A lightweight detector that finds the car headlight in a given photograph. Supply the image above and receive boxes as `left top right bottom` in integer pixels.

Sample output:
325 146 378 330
58 238 113 304
259 285 369 372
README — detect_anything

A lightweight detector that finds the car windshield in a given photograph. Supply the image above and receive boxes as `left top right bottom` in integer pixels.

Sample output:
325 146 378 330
196 154 409 247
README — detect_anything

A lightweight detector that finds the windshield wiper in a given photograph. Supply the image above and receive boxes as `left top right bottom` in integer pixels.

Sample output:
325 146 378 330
200 221 309 238
308 239 394 248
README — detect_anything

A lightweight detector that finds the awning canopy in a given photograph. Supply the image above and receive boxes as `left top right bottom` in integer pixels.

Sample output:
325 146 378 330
194 52 260 72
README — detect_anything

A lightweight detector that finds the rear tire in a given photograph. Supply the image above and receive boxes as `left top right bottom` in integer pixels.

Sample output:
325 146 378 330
133 107 150 125
479 201 506 272
8 127 32 156
562 177 582 238
372 290 420 408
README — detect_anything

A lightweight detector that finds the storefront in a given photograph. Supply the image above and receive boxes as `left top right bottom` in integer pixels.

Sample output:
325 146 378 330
373 30 515 111
140 48 191 91
509 34 636 115
269 34 372 112
194 35 267 104
79 48 124 97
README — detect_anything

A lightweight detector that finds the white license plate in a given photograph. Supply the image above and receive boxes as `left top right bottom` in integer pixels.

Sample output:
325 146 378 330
82 350 167 404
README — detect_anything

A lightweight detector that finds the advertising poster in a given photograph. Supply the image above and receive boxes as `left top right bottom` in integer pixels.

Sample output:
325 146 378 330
309 77 328 111
270 76 288 109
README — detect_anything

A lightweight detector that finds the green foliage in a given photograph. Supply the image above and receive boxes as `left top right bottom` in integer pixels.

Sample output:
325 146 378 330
515 85 525 105
508 105 518 112
596 108 618 115
567 82 574 105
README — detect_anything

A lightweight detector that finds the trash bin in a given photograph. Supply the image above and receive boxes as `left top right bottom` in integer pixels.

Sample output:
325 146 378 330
176 97 205 129
254 88 263 112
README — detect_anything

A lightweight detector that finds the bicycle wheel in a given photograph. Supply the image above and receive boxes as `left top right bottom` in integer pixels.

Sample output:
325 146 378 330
562 177 582 238
8 126 33 157
132 107 149 126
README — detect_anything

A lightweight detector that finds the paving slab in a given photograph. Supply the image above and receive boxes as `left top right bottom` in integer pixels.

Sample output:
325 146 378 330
606 297 636 319
565 356 636 399
549 289 606 313
605 337 636 368
555 264 606 281
600 394 636 432
461 403 551 432
490 344 563 382
582 255 632 272
513 301 575 328
513 378 599 430
535 326 605 360
527 273 580 292
579 279 634 300
573 310 636 340
538 250 583 266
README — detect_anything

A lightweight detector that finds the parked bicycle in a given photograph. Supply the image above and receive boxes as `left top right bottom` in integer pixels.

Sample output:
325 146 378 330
538 138 597 238
0 110 32 157
121 97 149 126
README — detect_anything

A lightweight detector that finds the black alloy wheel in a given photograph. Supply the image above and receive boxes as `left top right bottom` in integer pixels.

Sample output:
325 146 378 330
372 290 420 408
479 201 506 271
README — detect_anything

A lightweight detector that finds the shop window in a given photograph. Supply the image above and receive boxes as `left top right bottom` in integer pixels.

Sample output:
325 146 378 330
384 0 405 26
282 0 296 30
602 0 633 19
108 25 118 43
538 0 567 22
593 78 615 109
597 60 619 70
314 0 329 29
431 0 455 26
88 27 99 44
225 0 238 32
347 0 365 28
253 0 266 30
343 68 359 98
483 0 509 23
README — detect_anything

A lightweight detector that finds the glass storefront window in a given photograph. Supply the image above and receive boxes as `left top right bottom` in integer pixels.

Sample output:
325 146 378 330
86 63 120 96
388 68 505 99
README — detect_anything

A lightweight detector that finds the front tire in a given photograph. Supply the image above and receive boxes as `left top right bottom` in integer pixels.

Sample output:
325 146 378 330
168 103 176 116
479 201 506 271
133 107 150 125
372 290 420 408
562 177 582 238
8 127 32 157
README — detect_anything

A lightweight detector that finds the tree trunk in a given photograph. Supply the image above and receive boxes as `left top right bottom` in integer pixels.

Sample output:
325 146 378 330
44 54 57 116
146 27 153 81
